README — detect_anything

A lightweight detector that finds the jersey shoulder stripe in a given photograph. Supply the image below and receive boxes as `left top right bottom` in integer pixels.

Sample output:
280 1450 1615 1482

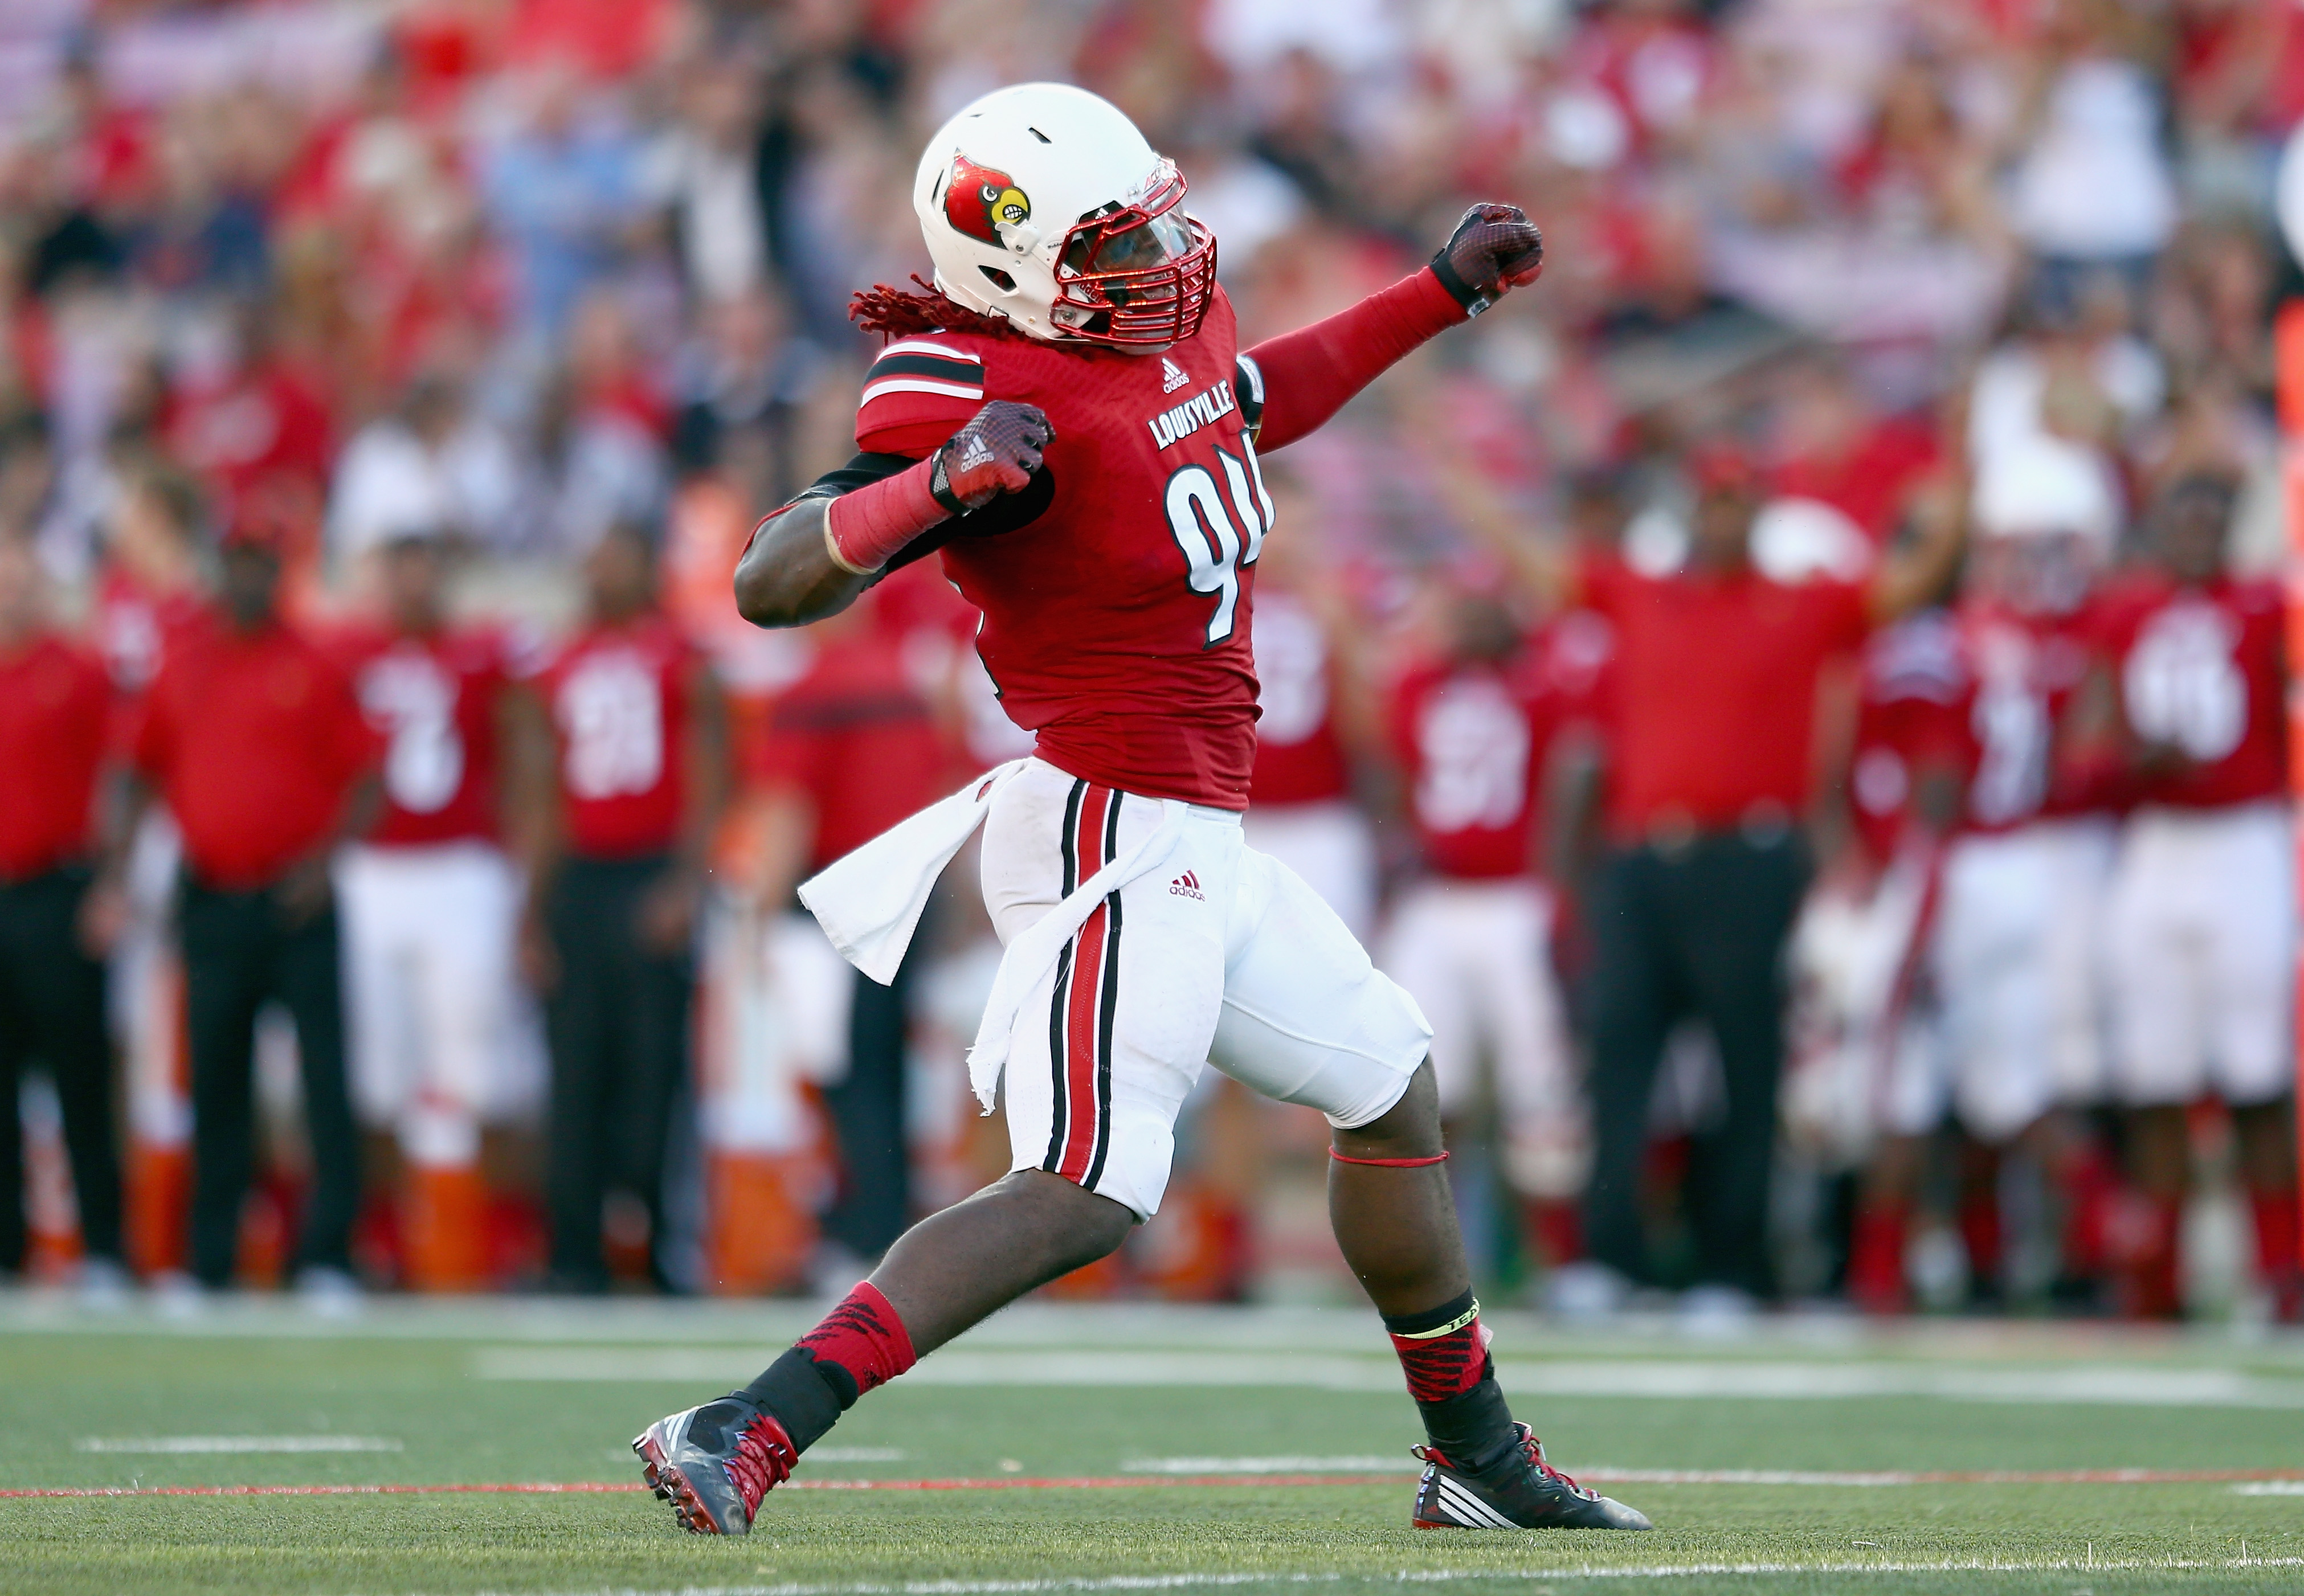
857 337 990 459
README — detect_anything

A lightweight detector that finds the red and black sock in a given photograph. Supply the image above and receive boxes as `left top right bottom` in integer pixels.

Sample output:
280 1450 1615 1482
741 1282 918 1452
1384 1289 1517 1474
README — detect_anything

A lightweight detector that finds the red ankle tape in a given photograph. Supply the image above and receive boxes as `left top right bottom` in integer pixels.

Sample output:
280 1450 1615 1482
1330 1149 1449 1168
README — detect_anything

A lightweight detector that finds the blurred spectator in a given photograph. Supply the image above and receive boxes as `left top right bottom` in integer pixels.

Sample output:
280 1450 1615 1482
118 517 382 1295
524 520 728 1293
0 537 124 1286
481 65 646 342
333 527 538 1288
747 594 953 1268
326 373 522 563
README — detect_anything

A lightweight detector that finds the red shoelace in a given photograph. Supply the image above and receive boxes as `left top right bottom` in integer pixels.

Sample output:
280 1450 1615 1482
1518 1427 1594 1498
724 1411 798 1515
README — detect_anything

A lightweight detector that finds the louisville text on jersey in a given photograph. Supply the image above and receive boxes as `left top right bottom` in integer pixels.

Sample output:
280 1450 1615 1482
1147 378 1237 451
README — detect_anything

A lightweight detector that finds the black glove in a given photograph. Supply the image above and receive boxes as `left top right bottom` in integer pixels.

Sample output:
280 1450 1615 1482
930 400 1055 514
1429 203 1545 318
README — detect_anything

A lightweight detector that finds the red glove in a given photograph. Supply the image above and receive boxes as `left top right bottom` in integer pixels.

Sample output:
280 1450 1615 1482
1428 203 1545 318
930 401 1053 513
826 400 1053 573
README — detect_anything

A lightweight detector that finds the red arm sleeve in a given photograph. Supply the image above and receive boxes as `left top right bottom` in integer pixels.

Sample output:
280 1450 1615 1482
1239 268 1467 452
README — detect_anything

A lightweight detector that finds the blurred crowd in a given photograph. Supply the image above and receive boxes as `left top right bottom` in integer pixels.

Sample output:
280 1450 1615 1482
1 0 2300 1321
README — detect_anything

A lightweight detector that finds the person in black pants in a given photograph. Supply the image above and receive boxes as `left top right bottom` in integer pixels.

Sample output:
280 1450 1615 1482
0 538 123 1280
115 521 381 1292
521 523 728 1292
1582 832 1808 1298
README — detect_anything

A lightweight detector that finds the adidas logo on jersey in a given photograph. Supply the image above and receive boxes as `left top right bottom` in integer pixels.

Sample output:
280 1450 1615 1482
1169 870 1204 900
1146 379 1237 451
1161 355 1190 394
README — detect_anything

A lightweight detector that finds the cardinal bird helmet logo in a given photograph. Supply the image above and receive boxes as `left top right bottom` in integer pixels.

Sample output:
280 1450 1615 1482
945 154 1032 246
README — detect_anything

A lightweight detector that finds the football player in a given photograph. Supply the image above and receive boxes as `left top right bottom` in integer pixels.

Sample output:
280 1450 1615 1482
635 83 1648 1535
2097 472 2299 1320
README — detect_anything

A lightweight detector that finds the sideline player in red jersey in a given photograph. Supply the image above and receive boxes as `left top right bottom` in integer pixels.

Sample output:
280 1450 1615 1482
2096 473 2301 1320
635 83 1648 1536
333 526 538 1287
1378 584 1588 1263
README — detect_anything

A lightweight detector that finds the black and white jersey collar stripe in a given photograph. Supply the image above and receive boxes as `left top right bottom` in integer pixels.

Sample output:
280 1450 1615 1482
863 340 986 404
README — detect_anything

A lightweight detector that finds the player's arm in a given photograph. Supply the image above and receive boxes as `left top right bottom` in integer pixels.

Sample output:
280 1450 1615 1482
1866 472 1968 625
1240 204 1543 454
733 400 1053 629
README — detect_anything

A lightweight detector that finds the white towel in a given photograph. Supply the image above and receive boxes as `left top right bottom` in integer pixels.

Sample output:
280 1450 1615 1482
798 762 1024 985
796 758 1188 1116
962 798 1186 1111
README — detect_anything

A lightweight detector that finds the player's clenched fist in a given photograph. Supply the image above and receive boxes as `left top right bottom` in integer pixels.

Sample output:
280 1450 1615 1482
822 398 1055 574
931 400 1055 513
1429 203 1545 317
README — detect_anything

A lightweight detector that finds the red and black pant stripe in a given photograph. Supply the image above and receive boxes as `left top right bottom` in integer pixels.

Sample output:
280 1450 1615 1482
1044 779 1124 1189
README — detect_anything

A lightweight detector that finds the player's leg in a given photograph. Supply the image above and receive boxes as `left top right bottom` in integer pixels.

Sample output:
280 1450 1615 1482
275 892 361 1283
1674 835 1804 1300
2103 815 2206 1318
1474 882 1586 1258
1209 845 1649 1530
178 886 266 1288
2200 805 2301 1319
541 861 619 1291
1581 848 1678 1293
26 871 125 1268
639 770 1216 1533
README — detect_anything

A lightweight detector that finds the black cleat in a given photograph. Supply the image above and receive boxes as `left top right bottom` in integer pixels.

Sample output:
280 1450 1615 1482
632 1394 796 1535
1412 1422 1653 1530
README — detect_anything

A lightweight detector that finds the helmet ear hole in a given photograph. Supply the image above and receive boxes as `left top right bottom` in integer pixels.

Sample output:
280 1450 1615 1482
979 265 1018 293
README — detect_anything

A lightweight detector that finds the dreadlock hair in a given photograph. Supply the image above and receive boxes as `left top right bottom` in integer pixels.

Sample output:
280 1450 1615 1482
848 276 1023 341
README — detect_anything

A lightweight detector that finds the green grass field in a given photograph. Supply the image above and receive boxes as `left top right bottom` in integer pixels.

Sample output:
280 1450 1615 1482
2 1295 2301 1595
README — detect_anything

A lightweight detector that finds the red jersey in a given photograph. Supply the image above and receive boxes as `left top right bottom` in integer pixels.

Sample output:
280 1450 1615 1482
338 624 511 848
540 612 694 860
1390 652 1560 879
853 289 1269 808
2098 573 2285 810
1249 590 1351 807
1580 551 1870 840
1846 611 1970 862
133 620 381 889
92 566 207 697
0 634 111 879
1946 600 2103 834
755 630 952 871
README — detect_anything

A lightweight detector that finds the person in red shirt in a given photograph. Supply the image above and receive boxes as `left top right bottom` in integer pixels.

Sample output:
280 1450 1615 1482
333 526 538 1284
1377 586 1586 1262
524 521 729 1294
1452 438 1964 1311
111 517 383 1295
2097 473 2300 1321
749 595 953 1265
0 538 124 1283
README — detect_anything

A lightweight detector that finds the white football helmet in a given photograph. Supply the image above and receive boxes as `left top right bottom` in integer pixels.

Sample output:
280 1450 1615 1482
913 82 1216 349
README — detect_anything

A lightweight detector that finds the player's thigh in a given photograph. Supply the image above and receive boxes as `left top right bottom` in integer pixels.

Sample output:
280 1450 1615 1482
1934 842 2056 1141
333 848 414 1127
2205 808 2296 1105
1208 844 1428 1132
417 846 524 1116
1373 885 1475 1118
1466 882 1575 1112
2102 823 2207 1106
989 770 1228 1220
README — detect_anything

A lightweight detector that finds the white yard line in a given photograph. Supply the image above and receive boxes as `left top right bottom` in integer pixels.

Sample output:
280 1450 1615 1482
73 1435 402 1454
467 1346 2304 1410
403 1556 2304 1596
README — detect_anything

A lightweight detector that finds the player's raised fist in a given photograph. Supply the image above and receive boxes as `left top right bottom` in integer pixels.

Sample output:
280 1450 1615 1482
932 400 1055 513
1429 203 1545 317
